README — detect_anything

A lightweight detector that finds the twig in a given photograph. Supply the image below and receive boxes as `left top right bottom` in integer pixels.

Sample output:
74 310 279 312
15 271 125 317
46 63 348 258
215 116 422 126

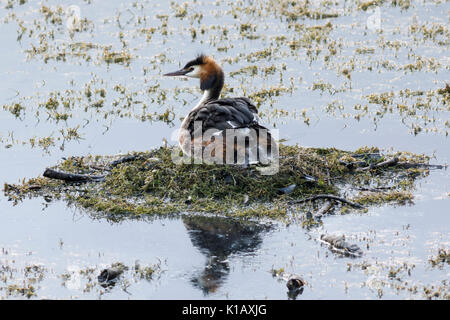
323 157 331 185
344 157 446 171
314 201 333 219
110 155 140 167
89 165 112 172
354 186 393 192
289 194 364 209
43 168 105 183
396 162 446 169
355 157 398 172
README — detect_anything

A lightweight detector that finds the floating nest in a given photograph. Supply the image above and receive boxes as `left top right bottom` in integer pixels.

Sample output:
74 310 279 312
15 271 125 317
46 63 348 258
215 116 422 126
3 144 444 222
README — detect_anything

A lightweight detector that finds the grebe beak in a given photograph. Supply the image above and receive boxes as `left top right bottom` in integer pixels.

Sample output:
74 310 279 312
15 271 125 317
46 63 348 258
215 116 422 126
163 68 191 77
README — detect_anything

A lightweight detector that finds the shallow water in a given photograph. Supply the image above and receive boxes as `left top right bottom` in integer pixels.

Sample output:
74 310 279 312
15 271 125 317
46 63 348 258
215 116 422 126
0 0 449 299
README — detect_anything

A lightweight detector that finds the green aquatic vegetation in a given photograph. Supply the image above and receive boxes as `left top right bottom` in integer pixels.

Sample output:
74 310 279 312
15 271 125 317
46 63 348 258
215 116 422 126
0 255 163 299
311 81 339 95
134 260 162 281
353 191 413 205
40 5 64 25
3 145 436 221
24 40 98 64
245 47 273 60
291 22 333 45
429 249 450 268
171 2 188 18
229 65 258 77
270 267 285 277
285 22 334 61
355 47 375 55
400 56 441 73
4 0 27 9
422 284 449 300
391 0 411 10
5 284 36 298
102 48 133 65
240 23 255 33
248 86 293 106
139 27 157 41
39 4 93 33
24 265 46 282
0 76 182 151
263 65 278 76
437 84 450 103
2 103 25 119
357 0 410 11
270 0 340 21
351 257 447 300
0 263 47 298
357 1 381 11
367 92 395 105
34 136 55 153
409 22 449 43
361 88 449 135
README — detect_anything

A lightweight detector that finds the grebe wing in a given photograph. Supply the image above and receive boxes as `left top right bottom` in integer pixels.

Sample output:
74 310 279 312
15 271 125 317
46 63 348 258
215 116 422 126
187 97 262 134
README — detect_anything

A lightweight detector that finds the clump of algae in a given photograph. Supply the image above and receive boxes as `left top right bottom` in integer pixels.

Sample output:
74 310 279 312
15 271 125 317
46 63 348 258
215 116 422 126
3 144 434 221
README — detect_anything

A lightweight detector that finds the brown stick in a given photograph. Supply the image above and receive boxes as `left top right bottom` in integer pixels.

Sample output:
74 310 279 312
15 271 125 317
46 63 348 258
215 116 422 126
289 194 365 209
43 168 105 183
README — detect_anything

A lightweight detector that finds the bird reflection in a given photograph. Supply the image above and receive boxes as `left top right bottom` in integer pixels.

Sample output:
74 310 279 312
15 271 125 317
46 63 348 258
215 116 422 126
182 215 271 295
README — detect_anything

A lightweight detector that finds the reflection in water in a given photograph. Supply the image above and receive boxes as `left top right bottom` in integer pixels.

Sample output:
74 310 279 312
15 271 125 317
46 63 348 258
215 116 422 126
287 287 304 300
182 215 272 295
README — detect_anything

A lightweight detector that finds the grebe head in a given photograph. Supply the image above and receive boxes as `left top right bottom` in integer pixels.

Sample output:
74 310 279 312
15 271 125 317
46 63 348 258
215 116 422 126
164 54 224 92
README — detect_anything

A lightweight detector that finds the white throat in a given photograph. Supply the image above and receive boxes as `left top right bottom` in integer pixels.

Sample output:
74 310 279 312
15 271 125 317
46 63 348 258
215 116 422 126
193 90 210 111
180 90 210 129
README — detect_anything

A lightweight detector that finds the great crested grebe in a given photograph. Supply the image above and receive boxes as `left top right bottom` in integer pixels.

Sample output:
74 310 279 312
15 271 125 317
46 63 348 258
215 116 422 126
164 54 277 165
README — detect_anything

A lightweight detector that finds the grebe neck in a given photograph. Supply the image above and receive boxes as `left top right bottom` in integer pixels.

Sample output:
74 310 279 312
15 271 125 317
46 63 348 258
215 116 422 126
191 90 211 112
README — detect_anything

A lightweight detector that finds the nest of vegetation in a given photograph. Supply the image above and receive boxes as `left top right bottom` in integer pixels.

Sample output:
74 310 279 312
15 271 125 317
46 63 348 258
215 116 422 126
3 144 443 222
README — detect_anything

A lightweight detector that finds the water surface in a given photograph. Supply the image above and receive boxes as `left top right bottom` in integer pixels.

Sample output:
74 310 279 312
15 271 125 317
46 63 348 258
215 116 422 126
0 0 448 299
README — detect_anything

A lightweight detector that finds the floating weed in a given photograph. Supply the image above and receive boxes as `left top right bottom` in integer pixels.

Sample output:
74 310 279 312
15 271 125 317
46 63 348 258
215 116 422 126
5 284 36 298
229 65 258 77
353 191 414 206
248 86 293 107
134 260 162 281
429 249 450 268
3 145 436 221
358 1 383 11
4 0 28 10
2 103 25 119
102 48 133 66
